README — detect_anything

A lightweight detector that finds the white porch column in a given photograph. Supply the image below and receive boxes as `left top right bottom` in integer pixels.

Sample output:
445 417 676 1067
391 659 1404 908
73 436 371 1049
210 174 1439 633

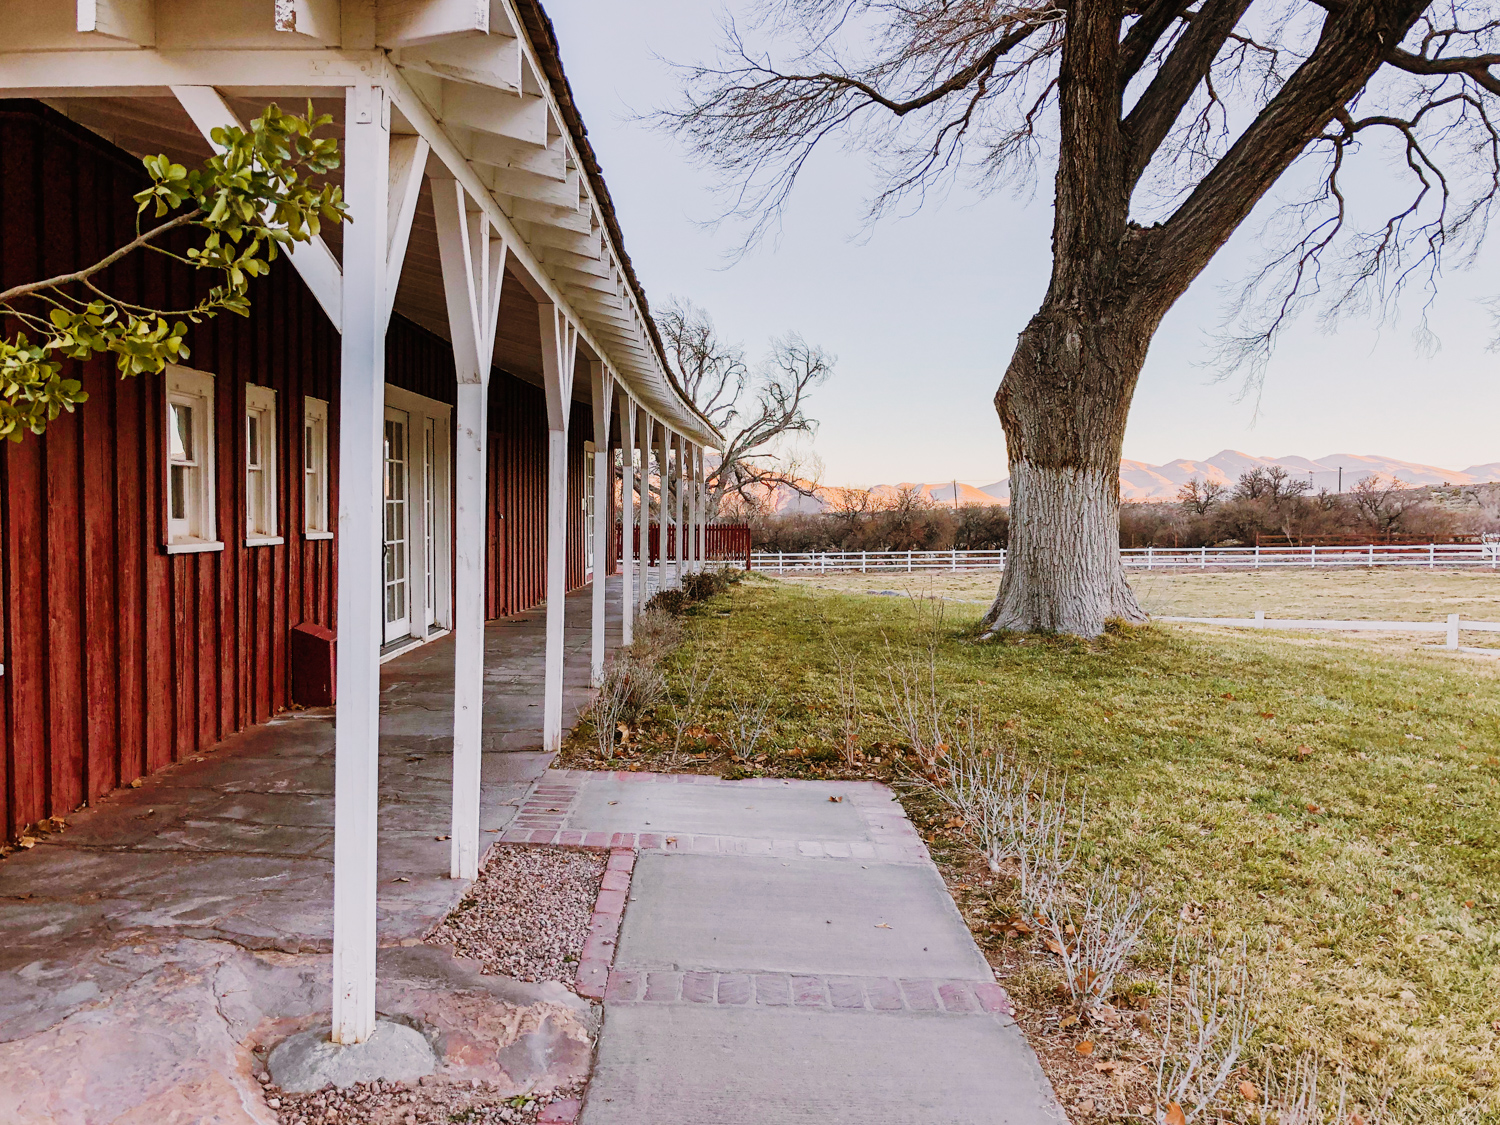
620 398 637 645
433 178 507 882
657 425 673 589
540 306 579 752
673 432 687 587
692 444 703 573
589 361 615 686
332 82 391 1047
639 412 655 612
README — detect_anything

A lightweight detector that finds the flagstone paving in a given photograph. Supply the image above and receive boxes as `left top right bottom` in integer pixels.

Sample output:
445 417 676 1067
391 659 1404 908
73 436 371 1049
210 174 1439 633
0 585 621 1125
510 770 1065 1124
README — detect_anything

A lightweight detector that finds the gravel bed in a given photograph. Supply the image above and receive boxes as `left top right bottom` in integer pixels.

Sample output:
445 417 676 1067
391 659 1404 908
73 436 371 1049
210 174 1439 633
425 845 608 985
263 1075 581 1125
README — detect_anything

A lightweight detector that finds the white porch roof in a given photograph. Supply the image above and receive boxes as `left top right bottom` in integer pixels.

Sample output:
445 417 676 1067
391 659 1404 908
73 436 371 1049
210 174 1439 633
0 0 719 449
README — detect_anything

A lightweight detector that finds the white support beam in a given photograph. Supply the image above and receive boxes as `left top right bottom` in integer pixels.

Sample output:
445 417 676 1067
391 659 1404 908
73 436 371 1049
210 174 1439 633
384 133 431 328
170 84 346 333
639 410 654 615
331 81 391 1049
433 176 507 882
377 0 494 47
273 0 341 43
620 396 637 646
442 83 547 145
686 441 698 575
590 361 615 687
77 0 155 45
540 303 579 752
393 34 521 93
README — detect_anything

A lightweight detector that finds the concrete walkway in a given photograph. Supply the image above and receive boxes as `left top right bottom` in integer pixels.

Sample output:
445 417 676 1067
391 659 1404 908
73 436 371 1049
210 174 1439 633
506 771 1064 1124
0 584 623 1124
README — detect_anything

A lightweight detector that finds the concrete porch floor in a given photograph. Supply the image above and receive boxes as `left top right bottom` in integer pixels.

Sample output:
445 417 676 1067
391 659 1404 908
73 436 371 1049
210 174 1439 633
0 580 628 1124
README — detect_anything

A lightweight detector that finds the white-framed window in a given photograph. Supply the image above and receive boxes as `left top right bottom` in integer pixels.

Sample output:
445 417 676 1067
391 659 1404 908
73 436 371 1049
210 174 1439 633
303 396 332 540
164 365 221 554
245 384 281 546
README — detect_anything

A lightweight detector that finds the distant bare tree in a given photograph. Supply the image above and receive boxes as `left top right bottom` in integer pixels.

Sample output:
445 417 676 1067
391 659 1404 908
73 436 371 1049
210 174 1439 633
1177 478 1227 515
657 297 835 514
1233 466 1310 504
1349 474 1411 533
661 0 1500 636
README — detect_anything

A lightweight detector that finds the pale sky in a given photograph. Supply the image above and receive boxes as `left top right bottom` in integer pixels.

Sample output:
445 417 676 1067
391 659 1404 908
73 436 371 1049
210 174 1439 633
548 2 1500 487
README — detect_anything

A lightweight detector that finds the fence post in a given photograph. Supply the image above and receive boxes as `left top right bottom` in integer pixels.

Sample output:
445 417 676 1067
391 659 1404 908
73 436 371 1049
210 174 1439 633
1200 545 1206 569
1254 610 1265 628
861 550 867 573
1255 544 1260 569
1448 613 1461 650
907 550 913 573
1147 545 1154 570
952 548 958 571
778 551 784 575
1429 543 1436 569
1368 543 1374 567
1310 544 1316 569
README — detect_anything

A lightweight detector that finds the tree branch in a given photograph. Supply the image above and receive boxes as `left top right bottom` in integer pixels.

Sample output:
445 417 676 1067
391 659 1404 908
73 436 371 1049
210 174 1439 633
0 210 201 305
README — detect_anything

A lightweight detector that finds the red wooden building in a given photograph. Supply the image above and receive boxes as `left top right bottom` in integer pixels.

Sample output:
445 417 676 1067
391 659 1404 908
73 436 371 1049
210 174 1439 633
0 0 721 1045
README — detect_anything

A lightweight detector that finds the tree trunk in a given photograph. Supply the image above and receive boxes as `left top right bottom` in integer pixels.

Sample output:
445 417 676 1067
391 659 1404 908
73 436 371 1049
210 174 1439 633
980 295 1155 639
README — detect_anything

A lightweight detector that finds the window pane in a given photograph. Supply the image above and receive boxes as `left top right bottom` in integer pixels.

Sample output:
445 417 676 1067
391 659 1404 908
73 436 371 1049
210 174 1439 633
247 414 260 467
169 464 188 521
169 403 193 462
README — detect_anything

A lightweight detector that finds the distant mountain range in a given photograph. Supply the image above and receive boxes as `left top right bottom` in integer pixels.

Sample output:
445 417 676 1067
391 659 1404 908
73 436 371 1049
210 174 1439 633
762 451 1500 512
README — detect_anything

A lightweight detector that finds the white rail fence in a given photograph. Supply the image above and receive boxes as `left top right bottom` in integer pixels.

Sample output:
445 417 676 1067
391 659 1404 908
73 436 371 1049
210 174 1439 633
1159 612 1500 652
752 542 1500 573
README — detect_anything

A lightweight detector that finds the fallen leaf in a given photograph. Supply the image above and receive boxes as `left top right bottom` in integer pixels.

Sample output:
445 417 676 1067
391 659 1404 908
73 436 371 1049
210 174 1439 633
17 837 36 849
1093 1061 1118 1073
1093 1005 1121 1026
1075 1040 1094 1056
392 876 410 883
828 795 844 803
1306 803 1321 814
1044 938 1065 955
1296 745 1314 760
1348 1114 1366 1125
875 922 891 929
434 834 450 841
1260 712 1276 719
1239 1081 1260 1103
1222 692 1235 700
1164 1102 1188 1125
129 778 144 788
1011 919 1034 935
665 836 679 845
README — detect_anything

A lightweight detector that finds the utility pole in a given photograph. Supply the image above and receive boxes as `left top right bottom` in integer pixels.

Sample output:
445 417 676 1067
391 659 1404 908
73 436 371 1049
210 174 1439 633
1338 466 1342 493
951 479 959 513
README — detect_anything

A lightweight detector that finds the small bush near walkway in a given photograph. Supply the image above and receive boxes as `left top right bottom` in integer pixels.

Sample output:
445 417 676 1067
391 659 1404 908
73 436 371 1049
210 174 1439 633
559 577 1500 1123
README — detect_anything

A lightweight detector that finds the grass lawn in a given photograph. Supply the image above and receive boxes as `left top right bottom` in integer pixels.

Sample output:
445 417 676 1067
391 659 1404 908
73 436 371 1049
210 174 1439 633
562 574 1500 1122
778 566 1500 623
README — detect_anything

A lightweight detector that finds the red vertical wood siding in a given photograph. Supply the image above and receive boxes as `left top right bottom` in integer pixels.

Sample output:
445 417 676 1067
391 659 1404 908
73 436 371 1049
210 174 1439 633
0 101 598 841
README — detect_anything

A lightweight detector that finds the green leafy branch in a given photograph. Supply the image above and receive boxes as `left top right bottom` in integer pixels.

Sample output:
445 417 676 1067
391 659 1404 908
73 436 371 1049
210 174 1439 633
0 102 349 442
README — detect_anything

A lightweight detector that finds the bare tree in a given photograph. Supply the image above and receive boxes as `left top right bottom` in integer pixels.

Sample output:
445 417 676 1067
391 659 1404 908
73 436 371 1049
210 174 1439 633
660 0 1500 636
657 297 835 513
1348 473 1411 532
1177 477 1227 515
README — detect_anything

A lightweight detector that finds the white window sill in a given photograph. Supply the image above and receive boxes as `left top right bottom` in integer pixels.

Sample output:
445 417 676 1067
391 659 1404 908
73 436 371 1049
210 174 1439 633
166 539 225 555
304 530 335 541
245 536 285 548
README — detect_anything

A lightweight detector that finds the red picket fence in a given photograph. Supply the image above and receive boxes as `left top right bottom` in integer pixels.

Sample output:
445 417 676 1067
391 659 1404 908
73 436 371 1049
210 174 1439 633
616 523 753 569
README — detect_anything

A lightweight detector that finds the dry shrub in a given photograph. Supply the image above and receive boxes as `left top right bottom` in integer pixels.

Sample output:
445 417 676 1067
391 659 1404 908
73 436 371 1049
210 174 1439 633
1035 867 1152 1015
877 597 947 771
1154 933 1261 1123
725 693 775 761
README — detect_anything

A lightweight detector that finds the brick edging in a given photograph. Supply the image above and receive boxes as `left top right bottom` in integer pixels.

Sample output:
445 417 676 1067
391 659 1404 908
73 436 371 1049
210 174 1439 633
575 847 633 999
603 968 1012 1017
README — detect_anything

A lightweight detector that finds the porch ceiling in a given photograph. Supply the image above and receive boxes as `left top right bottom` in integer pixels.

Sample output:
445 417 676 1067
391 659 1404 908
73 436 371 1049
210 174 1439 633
1 0 718 446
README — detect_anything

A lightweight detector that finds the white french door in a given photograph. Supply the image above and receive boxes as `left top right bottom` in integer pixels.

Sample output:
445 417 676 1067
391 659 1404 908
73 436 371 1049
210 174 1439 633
383 406 412 644
584 444 597 581
422 416 438 628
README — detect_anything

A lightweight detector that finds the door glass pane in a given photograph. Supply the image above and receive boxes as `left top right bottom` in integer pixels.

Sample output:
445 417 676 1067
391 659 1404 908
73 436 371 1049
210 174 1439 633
383 413 410 638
